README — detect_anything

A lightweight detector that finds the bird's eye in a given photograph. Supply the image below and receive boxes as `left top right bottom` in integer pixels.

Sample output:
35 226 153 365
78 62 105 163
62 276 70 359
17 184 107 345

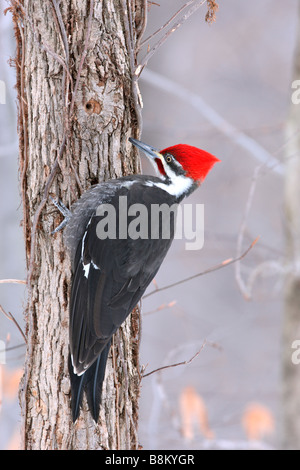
166 155 172 163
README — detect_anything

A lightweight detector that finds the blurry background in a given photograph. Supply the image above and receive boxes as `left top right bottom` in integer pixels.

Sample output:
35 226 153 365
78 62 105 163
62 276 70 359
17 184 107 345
0 0 298 449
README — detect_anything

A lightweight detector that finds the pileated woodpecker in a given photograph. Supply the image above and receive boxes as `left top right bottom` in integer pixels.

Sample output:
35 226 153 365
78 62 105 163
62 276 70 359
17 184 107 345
53 138 219 422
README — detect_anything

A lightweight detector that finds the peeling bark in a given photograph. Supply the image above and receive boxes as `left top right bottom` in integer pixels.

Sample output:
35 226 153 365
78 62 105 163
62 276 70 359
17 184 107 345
13 0 145 450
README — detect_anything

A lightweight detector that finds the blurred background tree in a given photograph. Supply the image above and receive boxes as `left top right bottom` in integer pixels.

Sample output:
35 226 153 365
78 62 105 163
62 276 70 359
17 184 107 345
282 1 300 450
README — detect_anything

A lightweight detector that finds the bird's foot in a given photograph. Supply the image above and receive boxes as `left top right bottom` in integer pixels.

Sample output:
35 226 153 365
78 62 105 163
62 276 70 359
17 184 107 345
50 196 72 234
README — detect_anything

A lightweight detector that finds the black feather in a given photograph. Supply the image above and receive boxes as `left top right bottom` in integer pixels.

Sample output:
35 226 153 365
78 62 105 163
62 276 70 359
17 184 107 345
69 341 111 423
85 340 111 422
69 353 85 422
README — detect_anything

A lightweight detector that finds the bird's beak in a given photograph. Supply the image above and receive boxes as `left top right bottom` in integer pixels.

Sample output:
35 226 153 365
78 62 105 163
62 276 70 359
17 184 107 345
129 137 163 162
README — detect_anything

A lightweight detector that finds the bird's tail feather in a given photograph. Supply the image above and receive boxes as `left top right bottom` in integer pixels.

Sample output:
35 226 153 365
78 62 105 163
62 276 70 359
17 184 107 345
69 354 86 422
85 340 111 422
69 341 111 423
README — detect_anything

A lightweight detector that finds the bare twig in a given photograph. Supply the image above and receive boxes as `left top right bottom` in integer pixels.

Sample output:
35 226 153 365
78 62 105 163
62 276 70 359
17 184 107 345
135 0 148 53
235 165 262 299
143 238 259 299
246 260 284 297
136 0 206 77
143 340 206 378
17 22 30 256
121 0 143 133
127 0 135 52
0 305 26 343
140 0 195 49
0 343 26 354
49 0 69 62
141 69 284 174
49 0 71 118
69 159 83 193
0 279 26 285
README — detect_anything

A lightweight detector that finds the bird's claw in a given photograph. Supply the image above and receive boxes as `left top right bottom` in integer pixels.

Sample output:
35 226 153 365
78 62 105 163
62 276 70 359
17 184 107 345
50 196 71 234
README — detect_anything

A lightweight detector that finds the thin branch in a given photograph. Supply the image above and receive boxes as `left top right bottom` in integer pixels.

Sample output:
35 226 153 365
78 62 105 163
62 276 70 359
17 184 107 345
121 0 143 133
0 305 27 344
49 0 71 121
141 69 284 174
0 279 26 285
127 0 134 53
140 0 195 49
136 0 206 77
121 0 135 73
69 159 83 193
135 0 148 53
49 0 69 63
17 22 29 259
0 343 26 354
143 237 259 299
143 340 206 378
235 165 262 299
246 260 284 297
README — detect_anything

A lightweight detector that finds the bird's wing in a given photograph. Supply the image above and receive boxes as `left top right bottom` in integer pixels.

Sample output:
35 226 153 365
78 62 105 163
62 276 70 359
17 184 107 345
69 185 176 375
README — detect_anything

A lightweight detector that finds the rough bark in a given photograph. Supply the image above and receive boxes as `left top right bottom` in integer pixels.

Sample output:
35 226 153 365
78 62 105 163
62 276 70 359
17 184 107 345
12 0 146 450
281 3 300 450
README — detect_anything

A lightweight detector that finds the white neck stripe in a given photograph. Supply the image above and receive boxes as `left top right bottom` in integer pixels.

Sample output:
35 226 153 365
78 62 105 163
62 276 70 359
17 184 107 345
145 174 193 197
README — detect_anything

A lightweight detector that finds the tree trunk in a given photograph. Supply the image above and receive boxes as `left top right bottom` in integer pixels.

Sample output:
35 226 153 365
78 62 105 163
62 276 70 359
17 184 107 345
12 0 146 450
282 3 300 450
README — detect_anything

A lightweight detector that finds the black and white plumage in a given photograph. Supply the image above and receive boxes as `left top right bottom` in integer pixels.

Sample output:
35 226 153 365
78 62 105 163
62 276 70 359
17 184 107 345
56 138 219 422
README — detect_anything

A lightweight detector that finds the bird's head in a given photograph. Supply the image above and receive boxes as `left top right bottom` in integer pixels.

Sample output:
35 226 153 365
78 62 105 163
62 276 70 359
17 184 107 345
129 138 220 188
